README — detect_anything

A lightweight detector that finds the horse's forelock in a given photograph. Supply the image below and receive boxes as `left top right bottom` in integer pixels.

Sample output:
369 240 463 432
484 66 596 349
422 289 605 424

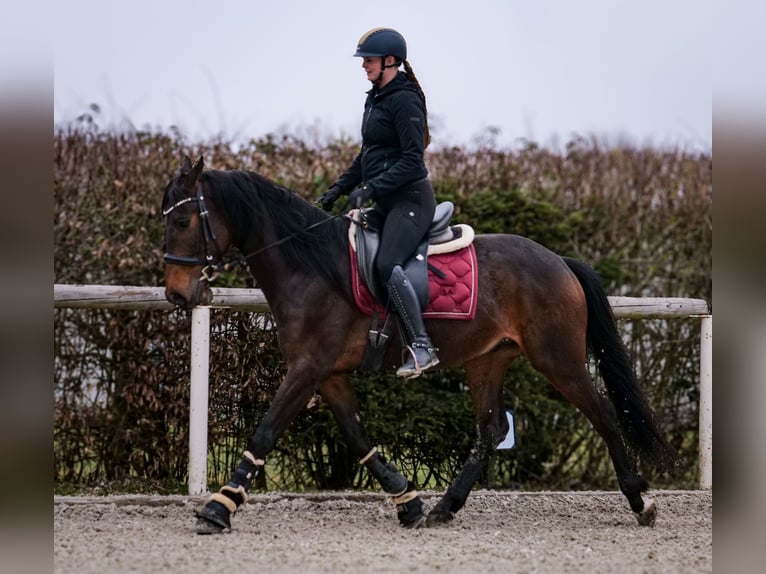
162 173 191 214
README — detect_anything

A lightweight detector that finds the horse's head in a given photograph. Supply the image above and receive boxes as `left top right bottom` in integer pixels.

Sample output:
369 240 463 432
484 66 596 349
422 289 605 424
162 156 232 310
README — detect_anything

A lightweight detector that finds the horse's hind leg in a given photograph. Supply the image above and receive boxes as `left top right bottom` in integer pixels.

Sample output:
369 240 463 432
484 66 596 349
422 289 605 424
319 374 426 528
534 358 656 525
427 352 512 526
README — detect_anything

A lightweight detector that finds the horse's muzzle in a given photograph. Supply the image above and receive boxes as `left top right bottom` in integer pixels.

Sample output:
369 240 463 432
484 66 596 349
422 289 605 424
166 288 195 310
165 280 212 310
165 263 213 310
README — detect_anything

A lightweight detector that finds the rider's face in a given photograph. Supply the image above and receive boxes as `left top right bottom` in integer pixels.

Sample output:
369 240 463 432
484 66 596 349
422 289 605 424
362 57 383 81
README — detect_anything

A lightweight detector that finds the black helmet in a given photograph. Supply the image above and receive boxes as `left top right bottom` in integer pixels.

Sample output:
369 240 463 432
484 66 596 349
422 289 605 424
354 28 407 61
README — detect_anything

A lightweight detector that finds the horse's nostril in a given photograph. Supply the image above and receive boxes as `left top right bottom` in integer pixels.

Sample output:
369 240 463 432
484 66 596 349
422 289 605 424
166 290 188 308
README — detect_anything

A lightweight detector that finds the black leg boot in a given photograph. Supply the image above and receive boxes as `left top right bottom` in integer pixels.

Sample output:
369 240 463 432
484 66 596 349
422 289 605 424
385 265 440 378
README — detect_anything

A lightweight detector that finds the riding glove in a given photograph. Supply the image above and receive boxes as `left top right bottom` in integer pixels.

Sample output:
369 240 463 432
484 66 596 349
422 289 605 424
348 184 373 208
319 186 343 211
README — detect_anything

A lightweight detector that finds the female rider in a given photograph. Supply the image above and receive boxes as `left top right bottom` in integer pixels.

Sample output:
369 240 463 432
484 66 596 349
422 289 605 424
319 27 439 379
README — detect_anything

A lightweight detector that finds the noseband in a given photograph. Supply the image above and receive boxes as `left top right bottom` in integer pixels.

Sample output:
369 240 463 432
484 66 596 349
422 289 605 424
163 184 222 282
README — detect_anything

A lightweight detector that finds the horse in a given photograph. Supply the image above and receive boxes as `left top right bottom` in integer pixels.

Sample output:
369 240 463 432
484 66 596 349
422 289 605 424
162 156 676 534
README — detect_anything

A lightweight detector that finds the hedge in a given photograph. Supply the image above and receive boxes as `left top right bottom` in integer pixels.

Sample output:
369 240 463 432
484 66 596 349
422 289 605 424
54 123 711 494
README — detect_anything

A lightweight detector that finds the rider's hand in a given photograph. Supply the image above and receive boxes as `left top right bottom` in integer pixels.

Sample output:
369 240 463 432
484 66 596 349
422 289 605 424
348 184 373 208
319 186 343 211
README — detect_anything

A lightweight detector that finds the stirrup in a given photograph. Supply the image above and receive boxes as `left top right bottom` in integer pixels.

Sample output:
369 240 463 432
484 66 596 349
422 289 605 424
396 342 440 379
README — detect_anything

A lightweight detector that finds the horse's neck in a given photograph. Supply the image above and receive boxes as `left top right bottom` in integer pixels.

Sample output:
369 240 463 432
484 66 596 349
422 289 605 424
247 254 287 292
238 220 311 307
240 220 289 293
233 197 350 308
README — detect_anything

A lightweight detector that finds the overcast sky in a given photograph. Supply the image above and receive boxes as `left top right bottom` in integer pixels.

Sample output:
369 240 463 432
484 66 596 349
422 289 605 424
53 0 713 151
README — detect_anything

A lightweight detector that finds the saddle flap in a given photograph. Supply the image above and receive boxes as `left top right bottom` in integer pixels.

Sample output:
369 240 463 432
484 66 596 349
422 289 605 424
353 210 384 301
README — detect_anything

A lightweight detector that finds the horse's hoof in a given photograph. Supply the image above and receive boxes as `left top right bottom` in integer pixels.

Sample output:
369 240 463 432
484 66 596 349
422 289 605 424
400 514 427 529
195 516 226 535
635 497 656 527
195 501 231 534
396 494 426 529
426 509 454 527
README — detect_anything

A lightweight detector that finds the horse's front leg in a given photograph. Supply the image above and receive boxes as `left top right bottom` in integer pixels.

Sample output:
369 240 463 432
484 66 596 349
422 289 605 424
427 354 510 526
195 360 319 534
318 374 426 528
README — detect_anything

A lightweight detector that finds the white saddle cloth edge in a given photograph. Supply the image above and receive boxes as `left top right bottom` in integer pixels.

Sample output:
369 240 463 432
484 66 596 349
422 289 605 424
427 224 474 255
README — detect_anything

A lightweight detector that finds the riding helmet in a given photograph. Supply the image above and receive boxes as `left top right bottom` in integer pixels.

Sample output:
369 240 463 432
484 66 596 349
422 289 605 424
354 28 407 61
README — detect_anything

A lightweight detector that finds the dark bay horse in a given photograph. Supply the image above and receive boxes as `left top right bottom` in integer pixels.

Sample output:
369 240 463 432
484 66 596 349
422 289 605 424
162 156 676 534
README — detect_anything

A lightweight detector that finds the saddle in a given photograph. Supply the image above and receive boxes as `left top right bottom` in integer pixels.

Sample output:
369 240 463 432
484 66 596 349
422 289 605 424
348 201 475 308
347 202 476 372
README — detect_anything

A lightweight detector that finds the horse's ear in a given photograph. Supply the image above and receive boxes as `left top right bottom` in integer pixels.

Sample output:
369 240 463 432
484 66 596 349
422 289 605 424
180 155 193 175
190 156 204 184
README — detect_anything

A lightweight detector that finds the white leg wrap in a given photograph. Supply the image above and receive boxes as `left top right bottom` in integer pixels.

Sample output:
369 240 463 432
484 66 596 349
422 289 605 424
358 446 378 465
391 489 418 506
209 492 238 514
220 484 248 505
243 450 265 466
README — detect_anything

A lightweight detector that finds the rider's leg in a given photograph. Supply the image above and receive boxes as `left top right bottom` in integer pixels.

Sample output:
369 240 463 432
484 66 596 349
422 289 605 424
384 264 440 378
375 186 438 378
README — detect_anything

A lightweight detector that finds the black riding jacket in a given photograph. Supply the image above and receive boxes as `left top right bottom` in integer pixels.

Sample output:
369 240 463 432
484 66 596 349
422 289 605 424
332 72 428 198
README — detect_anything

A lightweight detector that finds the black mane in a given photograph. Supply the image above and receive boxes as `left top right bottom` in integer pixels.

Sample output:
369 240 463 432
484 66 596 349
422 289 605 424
189 170 349 292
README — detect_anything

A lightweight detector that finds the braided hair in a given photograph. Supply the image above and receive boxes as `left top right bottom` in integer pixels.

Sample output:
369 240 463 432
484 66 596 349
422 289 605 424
402 60 431 149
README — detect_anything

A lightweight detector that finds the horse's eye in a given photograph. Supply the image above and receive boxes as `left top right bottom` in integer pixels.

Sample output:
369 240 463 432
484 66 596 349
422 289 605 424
175 218 190 229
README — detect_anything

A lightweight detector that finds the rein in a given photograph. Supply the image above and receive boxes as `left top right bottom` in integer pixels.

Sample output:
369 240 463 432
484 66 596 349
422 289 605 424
237 211 344 262
163 186 343 282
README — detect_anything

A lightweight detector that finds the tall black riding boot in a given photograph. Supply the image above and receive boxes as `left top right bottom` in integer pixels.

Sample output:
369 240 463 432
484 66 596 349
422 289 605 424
385 265 440 379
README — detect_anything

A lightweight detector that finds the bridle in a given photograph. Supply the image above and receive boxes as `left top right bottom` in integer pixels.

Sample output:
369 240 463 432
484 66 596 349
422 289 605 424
162 184 222 282
163 183 343 283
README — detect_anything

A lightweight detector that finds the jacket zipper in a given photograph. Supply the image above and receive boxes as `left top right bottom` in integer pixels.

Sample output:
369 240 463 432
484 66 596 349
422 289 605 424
361 98 375 164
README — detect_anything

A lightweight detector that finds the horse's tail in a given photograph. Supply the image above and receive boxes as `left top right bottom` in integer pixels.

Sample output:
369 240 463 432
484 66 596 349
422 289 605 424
563 256 677 472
